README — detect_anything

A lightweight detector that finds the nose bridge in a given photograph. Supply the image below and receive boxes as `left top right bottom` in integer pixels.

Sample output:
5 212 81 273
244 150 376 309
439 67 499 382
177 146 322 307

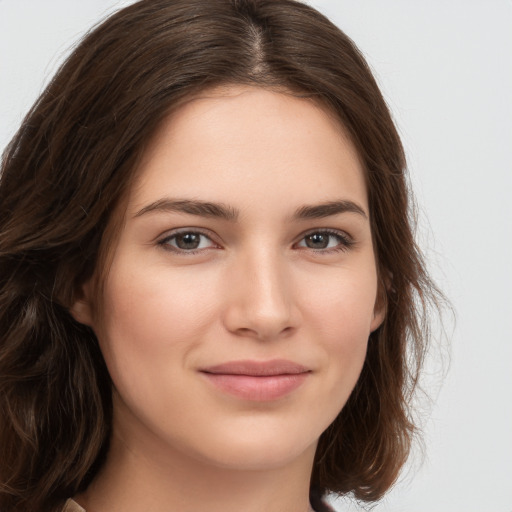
223 243 297 339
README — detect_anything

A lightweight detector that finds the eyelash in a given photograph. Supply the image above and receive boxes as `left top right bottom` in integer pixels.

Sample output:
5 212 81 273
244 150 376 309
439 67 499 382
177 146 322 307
157 228 354 255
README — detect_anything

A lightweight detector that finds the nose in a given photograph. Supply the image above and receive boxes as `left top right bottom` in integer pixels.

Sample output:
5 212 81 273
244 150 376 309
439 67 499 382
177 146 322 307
222 248 300 341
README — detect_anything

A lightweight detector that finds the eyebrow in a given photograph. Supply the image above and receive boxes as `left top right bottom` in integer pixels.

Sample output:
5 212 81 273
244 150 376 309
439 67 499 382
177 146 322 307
134 198 367 221
134 198 239 221
293 200 367 220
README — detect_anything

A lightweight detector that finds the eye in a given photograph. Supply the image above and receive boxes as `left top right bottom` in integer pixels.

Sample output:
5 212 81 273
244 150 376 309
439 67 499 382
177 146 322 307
295 230 353 253
158 230 217 253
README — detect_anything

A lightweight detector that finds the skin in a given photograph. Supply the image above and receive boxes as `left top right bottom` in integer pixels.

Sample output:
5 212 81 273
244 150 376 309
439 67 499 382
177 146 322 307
72 85 384 512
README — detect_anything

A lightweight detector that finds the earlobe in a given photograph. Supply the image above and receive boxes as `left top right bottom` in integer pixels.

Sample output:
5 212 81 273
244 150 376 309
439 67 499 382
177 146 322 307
70 298 94 327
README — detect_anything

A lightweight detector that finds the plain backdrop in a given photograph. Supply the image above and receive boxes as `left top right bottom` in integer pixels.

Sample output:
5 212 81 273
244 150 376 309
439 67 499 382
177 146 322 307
1 1 511 511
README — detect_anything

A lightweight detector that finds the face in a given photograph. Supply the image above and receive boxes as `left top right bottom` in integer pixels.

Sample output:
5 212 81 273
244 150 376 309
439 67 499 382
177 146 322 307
73 86 384 472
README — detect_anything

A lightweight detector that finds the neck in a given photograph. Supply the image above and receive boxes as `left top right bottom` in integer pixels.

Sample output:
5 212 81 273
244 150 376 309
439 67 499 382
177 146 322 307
76 428 316 512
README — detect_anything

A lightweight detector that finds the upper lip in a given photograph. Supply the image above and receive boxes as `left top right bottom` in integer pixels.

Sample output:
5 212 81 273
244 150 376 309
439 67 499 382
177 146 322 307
200 359 310 376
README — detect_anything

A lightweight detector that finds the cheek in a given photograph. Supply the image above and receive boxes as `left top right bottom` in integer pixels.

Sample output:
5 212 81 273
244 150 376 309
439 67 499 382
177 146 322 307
95 261 221 384
300 261 378 340
298 264 377 401
91 262 225 445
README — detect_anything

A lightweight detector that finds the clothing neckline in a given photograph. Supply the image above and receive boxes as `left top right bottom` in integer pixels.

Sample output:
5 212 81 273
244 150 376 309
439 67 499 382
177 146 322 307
63 499 86 512
63 498 319 512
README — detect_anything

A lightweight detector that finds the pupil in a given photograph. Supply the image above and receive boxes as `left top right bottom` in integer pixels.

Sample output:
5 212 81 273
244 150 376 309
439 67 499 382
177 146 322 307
177 233 200 249
306 233 328 249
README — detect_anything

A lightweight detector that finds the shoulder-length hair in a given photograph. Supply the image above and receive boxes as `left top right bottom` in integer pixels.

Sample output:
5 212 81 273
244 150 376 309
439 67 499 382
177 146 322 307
0 1 441 510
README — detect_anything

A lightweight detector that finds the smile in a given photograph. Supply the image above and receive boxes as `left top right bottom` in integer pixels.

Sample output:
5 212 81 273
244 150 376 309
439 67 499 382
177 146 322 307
200 360 311 401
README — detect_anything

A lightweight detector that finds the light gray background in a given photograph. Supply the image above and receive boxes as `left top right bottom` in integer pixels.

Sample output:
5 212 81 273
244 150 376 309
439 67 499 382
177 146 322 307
1 1 511 511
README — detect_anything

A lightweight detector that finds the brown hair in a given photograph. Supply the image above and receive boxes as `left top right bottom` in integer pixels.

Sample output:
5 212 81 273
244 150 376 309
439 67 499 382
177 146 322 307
0 1 441 510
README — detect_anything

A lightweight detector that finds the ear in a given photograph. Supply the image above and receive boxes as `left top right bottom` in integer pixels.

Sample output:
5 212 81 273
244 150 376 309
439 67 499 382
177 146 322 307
370 273 389 332
370 300 386 332
69 280 95 328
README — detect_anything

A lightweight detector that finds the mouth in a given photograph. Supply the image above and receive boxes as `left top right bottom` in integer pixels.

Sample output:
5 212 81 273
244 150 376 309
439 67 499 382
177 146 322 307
199 359 311 401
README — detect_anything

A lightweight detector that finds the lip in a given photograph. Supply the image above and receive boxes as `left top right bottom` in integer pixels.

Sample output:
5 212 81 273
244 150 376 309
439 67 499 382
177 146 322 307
199 359 311 401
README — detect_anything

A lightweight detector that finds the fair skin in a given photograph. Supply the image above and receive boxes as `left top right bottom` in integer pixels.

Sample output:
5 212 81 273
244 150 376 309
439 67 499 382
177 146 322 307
72 85 384 512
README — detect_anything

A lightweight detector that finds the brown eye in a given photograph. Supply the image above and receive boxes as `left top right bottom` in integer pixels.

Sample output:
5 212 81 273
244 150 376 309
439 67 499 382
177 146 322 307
159 231 216 253
175 232 202 250
304 233 330 249
296 230 353 253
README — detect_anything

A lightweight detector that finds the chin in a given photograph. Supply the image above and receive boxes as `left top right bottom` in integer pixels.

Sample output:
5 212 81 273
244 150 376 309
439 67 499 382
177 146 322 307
200 442 316 472
179 419 320 471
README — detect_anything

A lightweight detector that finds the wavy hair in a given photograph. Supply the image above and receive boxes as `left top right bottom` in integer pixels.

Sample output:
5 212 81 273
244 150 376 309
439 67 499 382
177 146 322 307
0 1 442 510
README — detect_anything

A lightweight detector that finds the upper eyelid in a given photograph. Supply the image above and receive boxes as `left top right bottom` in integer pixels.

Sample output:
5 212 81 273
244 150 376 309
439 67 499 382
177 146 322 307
295 227 353 244
157 226 351 237
298 227 351 238
158 227 219 242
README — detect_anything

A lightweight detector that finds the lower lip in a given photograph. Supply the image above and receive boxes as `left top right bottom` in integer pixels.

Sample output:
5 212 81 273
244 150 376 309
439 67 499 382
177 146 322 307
201 373 309 401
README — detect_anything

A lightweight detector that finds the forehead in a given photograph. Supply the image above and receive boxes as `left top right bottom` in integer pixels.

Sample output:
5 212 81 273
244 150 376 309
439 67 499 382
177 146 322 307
129 85 367 218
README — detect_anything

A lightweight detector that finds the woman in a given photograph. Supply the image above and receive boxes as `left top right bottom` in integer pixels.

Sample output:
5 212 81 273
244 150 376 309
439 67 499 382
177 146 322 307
0 1 440 511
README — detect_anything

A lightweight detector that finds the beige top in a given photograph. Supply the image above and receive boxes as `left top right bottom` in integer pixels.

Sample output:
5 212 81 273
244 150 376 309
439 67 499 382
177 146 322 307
63 499 86 512
63 498 317 512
